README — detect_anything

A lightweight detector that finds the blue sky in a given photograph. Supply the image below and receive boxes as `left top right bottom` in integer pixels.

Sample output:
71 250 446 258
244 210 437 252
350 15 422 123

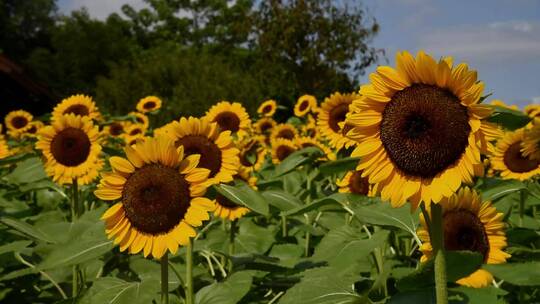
58 0 540 108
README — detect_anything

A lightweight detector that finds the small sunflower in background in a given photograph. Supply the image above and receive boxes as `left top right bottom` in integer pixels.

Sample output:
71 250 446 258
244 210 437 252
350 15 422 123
104 121 127 138
23 121 45 138
294 94 316 117
51 94 101 121
490 99 519 111
136 96 162 113
318 92 359 150
271 138 297 164
524 104 540 117
490 128 540 180
257 99 277 117
418 187 510 288
254 117 277 135
94 136 214 259
36 114 102 185
336 170 372 196
345 50 501 209
295 136 336 160
213 192 250 221
0 136 10 159
129 112 149 129
238 135 267 171
125 124 146 138
124 135 146 147
5 110 33 137
205 101 251 139
168 117 239 184
522 118 540 160
270 123 298 142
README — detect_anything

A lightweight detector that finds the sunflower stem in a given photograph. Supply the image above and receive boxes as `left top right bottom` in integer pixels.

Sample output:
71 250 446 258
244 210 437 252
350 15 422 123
161 253 169 304
431 203 448 304
281 215 287 238
519 190 526 227
186 238 194 304
228 220 236 273
71 178 80 299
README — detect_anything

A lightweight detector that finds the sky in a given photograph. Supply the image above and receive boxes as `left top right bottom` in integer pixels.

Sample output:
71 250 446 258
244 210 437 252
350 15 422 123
57 0 540 108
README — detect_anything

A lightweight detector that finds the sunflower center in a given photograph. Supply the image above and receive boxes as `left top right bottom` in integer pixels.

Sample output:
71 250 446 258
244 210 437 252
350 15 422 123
240 141 259 166
443 209 489 261
109 123 124 136
263 105 273 113
216 193 240 209
380 84 470 178
27 125 37 134
329 103 350 132
64 104 90 116
349 171 370 195
136 116 145 124
122 164 190 234
129 128 142 136
143 101 156 110
176 135 222 177
260 121 273 133
11 116 28 129
214 111 240 132
276 145 295 161
299 100 309 112
50 127 91 166
277 128 295 140
503 142 539 173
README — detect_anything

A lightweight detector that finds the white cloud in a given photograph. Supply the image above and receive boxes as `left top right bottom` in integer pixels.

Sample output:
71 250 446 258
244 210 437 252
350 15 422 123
60 0 148 20
532 96 540 104
418 20 540 62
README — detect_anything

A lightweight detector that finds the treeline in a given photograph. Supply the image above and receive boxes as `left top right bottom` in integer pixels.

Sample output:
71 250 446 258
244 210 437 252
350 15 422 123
0 0 381 120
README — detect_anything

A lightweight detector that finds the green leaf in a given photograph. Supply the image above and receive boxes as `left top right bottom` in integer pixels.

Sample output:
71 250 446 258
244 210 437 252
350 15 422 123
0 217 56 243
214 182 269 216
448 286 507 303
0 240 32 255
281 193 346 216
479 178 526 201
487 105 531 130
275 147 323 176
388 289 434 304
262 190 303 212
3 157 47 184
79 277 159 304
0 152 35 166
396 251 484 291
277 266 366 304
312 227 388 270
350 200 420 240
234 220 276 254
483 262 540 286
318 157 359 176
195 271 255 304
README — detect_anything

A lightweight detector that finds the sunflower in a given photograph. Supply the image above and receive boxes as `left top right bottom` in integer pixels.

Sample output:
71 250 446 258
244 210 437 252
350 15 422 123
257 100 277 117
271 138 297 164
36 114 102 185
490 128 540 180
104 121 127 138
94 136 214 259
345 51 500 209
51 95 101 121
490 99 518 111
204 101 251 139
213 192 250 221
524 104 540 117
294 95 317 117
0 136 10 159
318 92 359 150
5 110 33 136
418 187 510 288
23 121 45 138
130 112 150 129
154 122 175 137
168 117 239 184
295 136 336 160
270 123 298 142
125 124 147 137
301 114 318 138
124 135 147 147
522 118 540 160
254 118 277 135
238 135 267 171
136 96 162 113
336 170 372 196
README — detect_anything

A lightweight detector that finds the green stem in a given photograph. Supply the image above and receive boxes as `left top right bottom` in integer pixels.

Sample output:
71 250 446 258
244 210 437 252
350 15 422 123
186 238 194 304
281 215 287 238
71 178 80 298
519 190 526 227
161 253 169 304
228 220 236 272
431 204 448 304
304 214 311 257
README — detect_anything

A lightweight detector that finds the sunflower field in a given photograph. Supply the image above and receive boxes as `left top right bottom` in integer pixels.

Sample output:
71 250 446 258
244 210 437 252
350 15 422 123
1 51 540 304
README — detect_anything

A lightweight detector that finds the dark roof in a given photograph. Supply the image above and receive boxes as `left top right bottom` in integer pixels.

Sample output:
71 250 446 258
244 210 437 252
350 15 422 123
0 54 56 119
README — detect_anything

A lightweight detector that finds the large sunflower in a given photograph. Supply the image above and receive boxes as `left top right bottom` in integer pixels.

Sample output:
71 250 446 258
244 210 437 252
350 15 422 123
294 95 317 117
205 101 251 139
51 95 101 121
318 92 359 150
168 117 239 184
5 110 33 136
522 118 540 160
271 138 297 164
336 170 372 196
270 123 298 142
490 128 540 180
36 114 102 185
136 96 162 113
257 100 277 117
345 51 500 209
418 187 510 288
94 136 214 259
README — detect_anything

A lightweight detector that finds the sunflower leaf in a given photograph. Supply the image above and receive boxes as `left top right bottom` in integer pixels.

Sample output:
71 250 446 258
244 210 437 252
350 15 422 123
196 271 255 304
484 262 540 286
280 193 346 217
487 105 531 130
214 182 269 216
275 147 324 176
262 190 303 212
318 157 360 177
